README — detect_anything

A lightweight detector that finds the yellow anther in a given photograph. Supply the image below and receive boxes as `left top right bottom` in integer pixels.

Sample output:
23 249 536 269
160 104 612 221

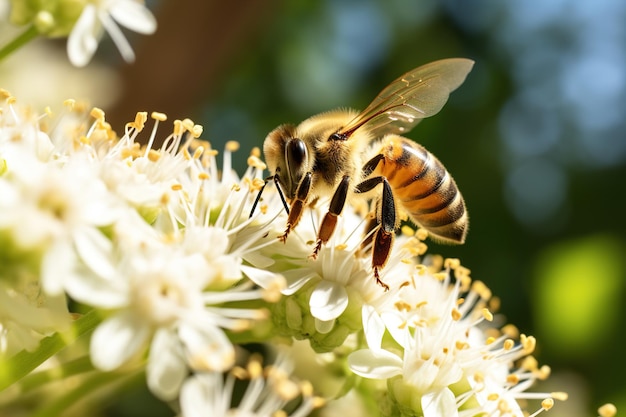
5 95 16 104
90 107 105 121
455 340 469 350
0 89 11 99
454 266 471 279
181 118 194 132
521 356 538 371
501 324 519 339
335 243 348 251
231 184 241 192
503 339 514 350
190 124 203 138
485 336 495 345
247 155 267 170
394 301 411 312
451 308 462 321
522 335 536 353
598 403 617 417
133 111 148 130
44 106 53 117
401 225 415 236
151 111 167 121
62 99 75 110
506 374 519 384
415 228 429 241
231 366 248 380
79 136 91 145
171 184 183 191
433 272 447 281
538 364 551 379
487 393 499 401
482 308 493 321
226 140 240 152
473 371 484 383
541 398 554 410
198 172 209 180
250 146 261 158
460 275 472 292
160 193 170 205
192 147 204 159
173 120 184 136
471 280 492 300
147 149 161 162
444 258 461 269
488 296 501 313
247 354 263 378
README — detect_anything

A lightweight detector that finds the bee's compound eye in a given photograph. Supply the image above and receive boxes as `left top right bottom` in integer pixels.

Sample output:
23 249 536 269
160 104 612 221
285 138 307 183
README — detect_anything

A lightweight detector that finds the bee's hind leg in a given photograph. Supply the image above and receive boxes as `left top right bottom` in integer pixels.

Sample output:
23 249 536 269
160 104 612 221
311 175 350 258
355 176 396 291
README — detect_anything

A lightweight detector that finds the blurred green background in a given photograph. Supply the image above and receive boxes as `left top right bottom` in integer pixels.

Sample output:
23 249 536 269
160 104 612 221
2 0 625 415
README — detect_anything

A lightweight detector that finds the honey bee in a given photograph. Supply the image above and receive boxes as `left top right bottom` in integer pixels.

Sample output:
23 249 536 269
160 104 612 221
251 58 474 290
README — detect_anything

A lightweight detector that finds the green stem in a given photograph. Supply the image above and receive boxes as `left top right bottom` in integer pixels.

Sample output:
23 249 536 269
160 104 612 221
30 368 145 417
17 356 95 393
0 310 101 392
0 26 39 62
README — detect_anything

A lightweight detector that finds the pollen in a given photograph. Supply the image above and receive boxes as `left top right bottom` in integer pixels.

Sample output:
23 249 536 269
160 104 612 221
90 107 106 122
151 111 167 121
173 120 184 136
415 227 429 240
250 146 261 158
451 308 462 321
198 172 209 180
226 140 240 152
551 392 568 401
247 155 267 170
482 308 494 321
598 403 617 417
147 149 161 162
401 225 415 236
503 339 514 350
541 398 554 411
444 257 461 270
190 124 203 138
171 183 183 191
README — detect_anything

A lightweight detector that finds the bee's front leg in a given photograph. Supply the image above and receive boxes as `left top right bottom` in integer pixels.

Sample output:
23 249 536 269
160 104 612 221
311 175 350 258
279 172 312 243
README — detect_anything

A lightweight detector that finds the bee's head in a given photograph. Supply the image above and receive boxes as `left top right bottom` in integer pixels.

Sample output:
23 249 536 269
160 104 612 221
263 124 310 199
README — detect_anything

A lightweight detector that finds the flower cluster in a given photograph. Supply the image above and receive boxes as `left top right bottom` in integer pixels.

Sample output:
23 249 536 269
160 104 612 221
1 91 609 417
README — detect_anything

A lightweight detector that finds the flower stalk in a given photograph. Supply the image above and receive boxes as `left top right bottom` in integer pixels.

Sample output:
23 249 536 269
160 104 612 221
0 25 39 62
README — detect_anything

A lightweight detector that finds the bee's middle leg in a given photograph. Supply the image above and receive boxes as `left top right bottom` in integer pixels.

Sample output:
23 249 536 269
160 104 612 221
311 175 350 257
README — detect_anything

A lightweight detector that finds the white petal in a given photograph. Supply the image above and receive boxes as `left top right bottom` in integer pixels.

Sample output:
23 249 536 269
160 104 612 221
362 304 385 351
179 323 235 372
90 311 151 371
147 328 187 401
241 265 282 289
109 0 157 34
347 349 403 379
281 268 319 295
421 389 458 417
180 374 224 417
381 311 412 349
73 226 116 280
41 240 76 296
67 5 100 67
98 11 135 62
310 280 348 321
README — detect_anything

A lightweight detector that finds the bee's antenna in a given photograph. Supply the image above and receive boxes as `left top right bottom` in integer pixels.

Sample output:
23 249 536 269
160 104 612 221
249 172 290 218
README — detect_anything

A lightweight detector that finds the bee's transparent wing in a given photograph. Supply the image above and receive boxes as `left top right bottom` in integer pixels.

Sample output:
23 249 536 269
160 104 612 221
335 58 474 140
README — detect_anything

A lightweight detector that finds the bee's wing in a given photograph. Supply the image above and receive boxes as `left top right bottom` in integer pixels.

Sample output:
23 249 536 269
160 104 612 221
335 58 474 140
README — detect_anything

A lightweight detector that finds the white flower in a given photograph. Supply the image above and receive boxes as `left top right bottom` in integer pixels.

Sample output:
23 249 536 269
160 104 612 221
67 0 157 67
179 354 323 417
348 260 564 417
